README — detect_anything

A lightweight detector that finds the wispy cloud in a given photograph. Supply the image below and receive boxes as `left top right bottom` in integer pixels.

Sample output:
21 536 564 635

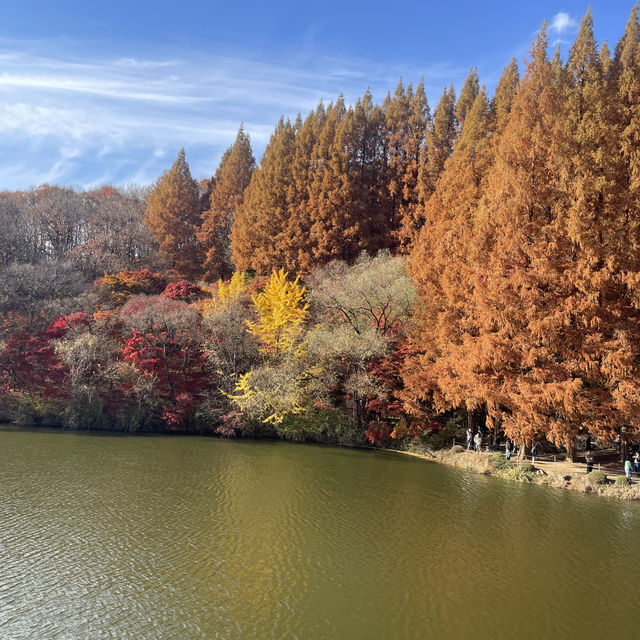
550 12 578 34
0 39 470 189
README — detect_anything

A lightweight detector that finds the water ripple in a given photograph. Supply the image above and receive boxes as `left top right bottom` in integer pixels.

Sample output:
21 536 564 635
1 432 640 639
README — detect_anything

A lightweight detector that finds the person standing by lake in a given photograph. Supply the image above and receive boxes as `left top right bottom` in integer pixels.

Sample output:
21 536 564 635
505 439 511 461
585 451 594 474
625 458 633 482
466 428 472 451
473 432 482 454
531 441 538 462
633 451 640 475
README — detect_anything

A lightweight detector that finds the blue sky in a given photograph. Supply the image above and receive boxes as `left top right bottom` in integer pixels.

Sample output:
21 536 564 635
0 1 634 189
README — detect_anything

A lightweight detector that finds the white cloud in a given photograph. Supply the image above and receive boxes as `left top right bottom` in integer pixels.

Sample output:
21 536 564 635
550 12 578 34
0 40 471 190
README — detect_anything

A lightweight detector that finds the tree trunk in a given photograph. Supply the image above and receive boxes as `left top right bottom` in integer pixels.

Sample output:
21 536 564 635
467 407 480 436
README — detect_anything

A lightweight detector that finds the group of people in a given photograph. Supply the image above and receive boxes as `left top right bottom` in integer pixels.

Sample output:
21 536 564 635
465 428 537 461
463 429 640 481
466 428 484 454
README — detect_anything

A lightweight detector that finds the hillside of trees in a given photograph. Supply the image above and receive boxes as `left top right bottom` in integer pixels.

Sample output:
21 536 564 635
2 9 640 458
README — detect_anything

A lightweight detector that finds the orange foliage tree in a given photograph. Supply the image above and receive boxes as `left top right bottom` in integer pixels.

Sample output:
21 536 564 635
144 149 203 280
199 126 255 281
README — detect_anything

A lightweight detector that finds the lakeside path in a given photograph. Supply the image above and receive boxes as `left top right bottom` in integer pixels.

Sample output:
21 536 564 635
382 445 640 501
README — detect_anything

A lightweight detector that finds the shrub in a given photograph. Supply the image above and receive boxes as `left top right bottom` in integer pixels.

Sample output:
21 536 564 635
451 444 465 454
487 452 512 470
519 462 535 473
497 465 535 483
586 471 607 486
615 475 630 486
9 392 62 427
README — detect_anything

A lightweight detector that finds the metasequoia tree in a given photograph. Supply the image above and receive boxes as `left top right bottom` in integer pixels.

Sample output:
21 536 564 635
386 79 430 252
455 68 480 129
411 21 626 450
616 6 640 301
550 9 640 444
398 84 457 247
420 85 456 199
144 149 203 280
231 119 296 273
199 127 256 281
309 90 390 264
457 26 572 448
403 88 494 426
491 58 520 133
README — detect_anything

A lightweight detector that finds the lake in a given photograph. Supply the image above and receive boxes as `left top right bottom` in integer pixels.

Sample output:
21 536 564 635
0 429 638 639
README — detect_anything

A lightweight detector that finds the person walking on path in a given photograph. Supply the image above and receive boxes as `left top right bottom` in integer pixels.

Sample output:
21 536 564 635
625 458 633 482
505 439 511 461
474 432 482 454
585 451 594 474
531 441 538 463
466 428 472 451
634 451 640 475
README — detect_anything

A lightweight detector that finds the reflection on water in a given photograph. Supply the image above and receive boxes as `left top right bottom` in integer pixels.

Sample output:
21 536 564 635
0 430 639 639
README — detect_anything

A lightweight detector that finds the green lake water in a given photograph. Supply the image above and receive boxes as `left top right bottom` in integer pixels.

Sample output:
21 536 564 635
0 429 639 639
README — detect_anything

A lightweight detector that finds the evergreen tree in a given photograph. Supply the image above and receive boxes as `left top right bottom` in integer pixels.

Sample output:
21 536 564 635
491 58 519 134
386 79 430 251
419 85 456 203
280 105 325 273
455 68 480 128
199 126 256 281
614 6 640 299
309 91 390 264
404 89 493 420
144 149 203 280
230 118 296 274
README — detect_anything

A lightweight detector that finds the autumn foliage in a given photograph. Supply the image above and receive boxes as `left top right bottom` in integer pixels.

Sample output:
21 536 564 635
3 9 640 457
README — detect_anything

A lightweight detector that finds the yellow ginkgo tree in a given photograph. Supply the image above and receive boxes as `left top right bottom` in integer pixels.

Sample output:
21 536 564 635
227 268 311 425
198 271 249 316
246 268 309 357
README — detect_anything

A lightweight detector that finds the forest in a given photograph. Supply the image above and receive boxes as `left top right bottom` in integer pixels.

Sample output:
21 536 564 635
2 8 640 458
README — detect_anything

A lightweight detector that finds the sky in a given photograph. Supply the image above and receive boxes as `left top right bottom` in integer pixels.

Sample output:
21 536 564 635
0 1 635 190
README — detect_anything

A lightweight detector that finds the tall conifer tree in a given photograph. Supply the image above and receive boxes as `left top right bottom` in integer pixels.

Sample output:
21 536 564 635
404 89 493 420
309 91 390 264
144 149 203 280
280 105 326 272
231 118 296 273
455 68 480 128
421 85 457 199
387 79 430 251
199 126 256 281
491 58 519 133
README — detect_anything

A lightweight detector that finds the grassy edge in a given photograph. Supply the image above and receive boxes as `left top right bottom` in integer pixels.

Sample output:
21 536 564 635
378 443 640 502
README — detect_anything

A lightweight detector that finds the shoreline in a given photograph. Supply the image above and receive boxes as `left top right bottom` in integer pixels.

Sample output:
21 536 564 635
4 421 640 501
380 443 640 502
